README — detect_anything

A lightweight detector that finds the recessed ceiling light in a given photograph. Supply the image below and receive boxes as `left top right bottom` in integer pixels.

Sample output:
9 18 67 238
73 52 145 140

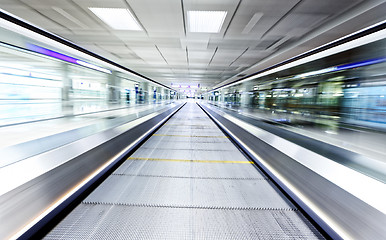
89 8 142 31
187 11 227 33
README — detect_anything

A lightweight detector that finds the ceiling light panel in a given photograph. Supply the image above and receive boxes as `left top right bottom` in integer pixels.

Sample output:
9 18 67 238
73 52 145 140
89 8 142 31
188 11 227 33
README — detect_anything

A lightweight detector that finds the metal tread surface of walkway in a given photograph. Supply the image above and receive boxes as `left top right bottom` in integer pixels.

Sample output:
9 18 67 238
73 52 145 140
44 102 325 239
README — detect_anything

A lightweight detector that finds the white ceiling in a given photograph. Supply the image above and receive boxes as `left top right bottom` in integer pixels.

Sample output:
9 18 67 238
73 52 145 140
1 0 386 90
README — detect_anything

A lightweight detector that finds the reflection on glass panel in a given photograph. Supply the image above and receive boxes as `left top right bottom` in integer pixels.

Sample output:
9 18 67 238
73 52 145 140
0 43 63 124
207 38 386 131
0 39 176 126
204 37 386 166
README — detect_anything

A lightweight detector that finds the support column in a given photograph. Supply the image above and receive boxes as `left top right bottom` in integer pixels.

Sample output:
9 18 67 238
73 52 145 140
156 87 162 102
164 89 169 100
108 71 121 104
139 82 149 103
220 90 225 104
61 63 73 115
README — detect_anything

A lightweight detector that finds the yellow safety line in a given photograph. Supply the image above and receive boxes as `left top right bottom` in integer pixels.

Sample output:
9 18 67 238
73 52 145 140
152 134 229 138
127 157 254 164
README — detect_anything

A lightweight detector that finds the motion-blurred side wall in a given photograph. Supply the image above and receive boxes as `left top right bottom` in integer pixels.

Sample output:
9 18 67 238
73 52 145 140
0 27 175 126
207 38 386 130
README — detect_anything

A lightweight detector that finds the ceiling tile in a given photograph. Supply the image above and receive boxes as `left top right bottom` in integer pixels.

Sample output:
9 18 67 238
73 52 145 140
181 38 209 50
296 0 362 14
1 6 65 30
224 0 299 36
267 13 328 37
208 39 256 49
70 0 126 9
128 0 184 34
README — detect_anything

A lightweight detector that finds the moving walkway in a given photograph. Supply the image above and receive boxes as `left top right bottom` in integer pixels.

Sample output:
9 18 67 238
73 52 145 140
43 102 324 239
